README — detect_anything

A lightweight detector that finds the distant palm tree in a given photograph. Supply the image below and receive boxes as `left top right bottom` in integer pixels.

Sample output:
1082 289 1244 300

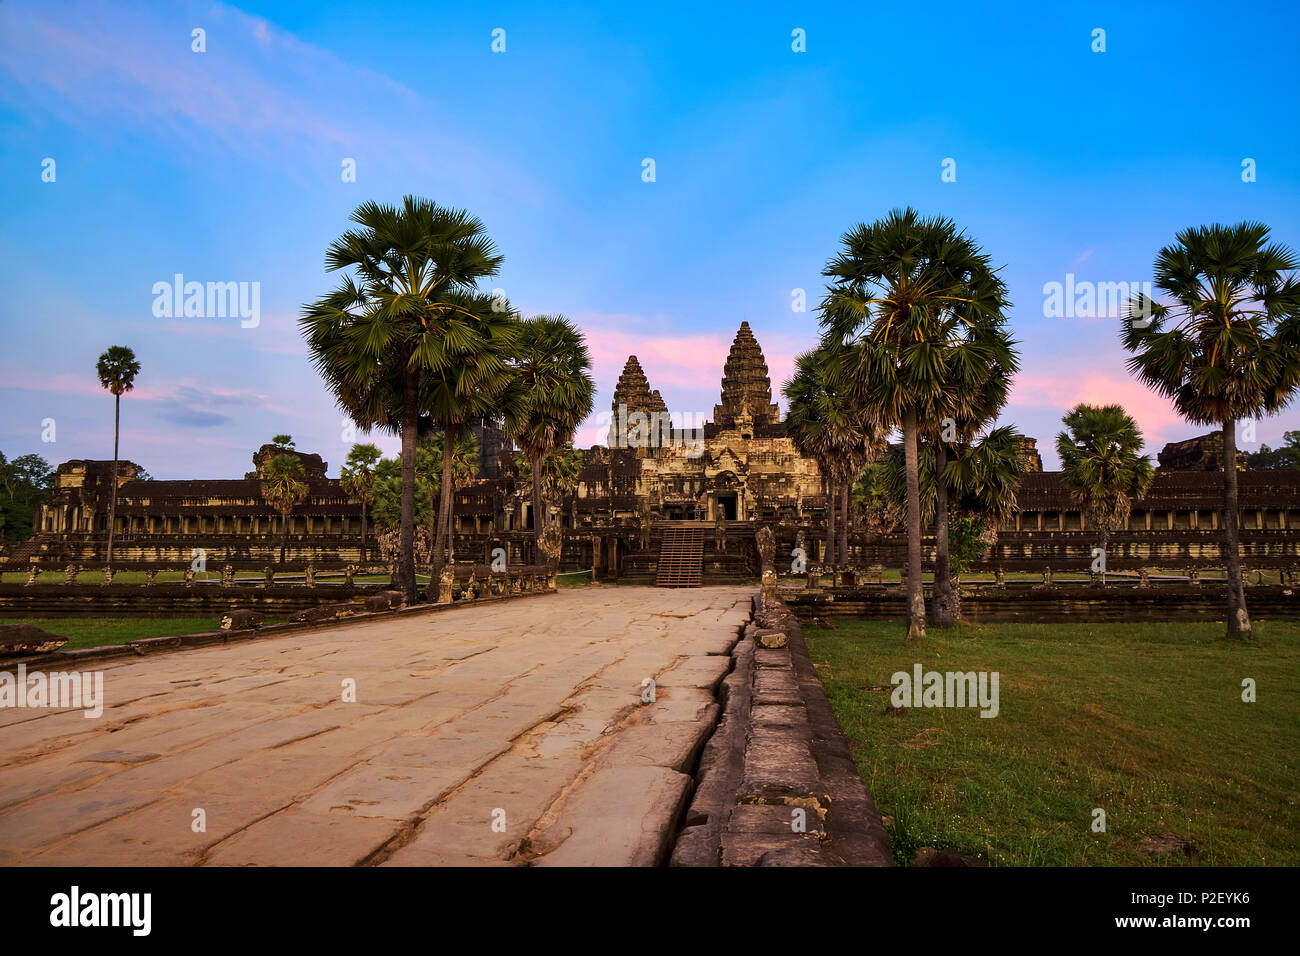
340 443 382 562
1122 221 1300 637
300 196 507 604
260 453 308 564
419 429 479 565
823 208 1014 639
784 346 865 565
503 316 595 554
95 345 141 565
1056 404 1155 581
272 434 295 449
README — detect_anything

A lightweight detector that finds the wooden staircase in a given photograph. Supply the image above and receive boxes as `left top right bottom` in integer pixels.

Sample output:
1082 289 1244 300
656 527 704 587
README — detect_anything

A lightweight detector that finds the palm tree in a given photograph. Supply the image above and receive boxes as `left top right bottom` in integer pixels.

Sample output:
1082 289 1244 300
340 443 382 563
260 453 308 564
419 428 479 566
823 208 1013 639
300 196 506 604
503 316 595 555
1055 404 1155 581
1122 221 1300 637
95 346 141 565
784 346 869 566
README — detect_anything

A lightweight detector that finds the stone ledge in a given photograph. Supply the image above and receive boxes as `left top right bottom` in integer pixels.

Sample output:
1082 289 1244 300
670 593 893 867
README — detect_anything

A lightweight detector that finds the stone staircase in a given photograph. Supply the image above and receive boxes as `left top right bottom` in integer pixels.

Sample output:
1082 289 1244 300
656 527 704 588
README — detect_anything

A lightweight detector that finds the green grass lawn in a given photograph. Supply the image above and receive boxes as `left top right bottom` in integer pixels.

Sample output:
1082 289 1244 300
3 617 277 649
805 618 1300 866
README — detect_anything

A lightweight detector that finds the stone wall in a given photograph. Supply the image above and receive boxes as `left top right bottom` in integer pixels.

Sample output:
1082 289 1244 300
785 583 1300 623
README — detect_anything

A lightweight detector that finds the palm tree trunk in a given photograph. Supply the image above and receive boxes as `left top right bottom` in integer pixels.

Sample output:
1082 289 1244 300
824 473 836 566
279 512 288 564
428 426 455 601
107 393 119 565
838 480 850 564
398 361 419 604
531 453 546 557
1222 420 1251 637
932 440 955 626
902 407 926 640
360 502 367 564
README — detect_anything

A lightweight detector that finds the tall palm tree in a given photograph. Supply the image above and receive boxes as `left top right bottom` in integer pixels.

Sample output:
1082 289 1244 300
1055 404 1155 580
260 453 308 564
340 442 381 562
419 428 479 566
823 208 1013 640
95 345 141 565
503 316 596 554
1123 221 1300 637
928 352 1016 625
784 346 868 566
300 196 506 604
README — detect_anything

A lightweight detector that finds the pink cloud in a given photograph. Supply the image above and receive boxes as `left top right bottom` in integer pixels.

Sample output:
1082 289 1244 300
1009 371 1187 452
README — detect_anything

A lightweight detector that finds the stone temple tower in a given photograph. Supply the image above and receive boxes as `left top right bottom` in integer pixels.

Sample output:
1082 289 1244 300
609 355 670 449
713 321 780 432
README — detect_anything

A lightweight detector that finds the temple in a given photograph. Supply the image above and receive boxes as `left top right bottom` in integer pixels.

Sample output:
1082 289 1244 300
8 322 1300 580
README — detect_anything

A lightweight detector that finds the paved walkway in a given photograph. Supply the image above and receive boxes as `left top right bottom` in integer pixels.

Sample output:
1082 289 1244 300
0 587 752 866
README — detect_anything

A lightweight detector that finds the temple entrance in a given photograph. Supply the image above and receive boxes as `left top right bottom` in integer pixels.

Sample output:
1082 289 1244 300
717 492 737 521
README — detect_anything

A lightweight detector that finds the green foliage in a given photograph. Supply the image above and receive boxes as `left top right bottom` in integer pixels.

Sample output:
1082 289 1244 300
808 618 1300 865
1055 403 1154 542
0 452 53 542
272 434 295 449
947 515 992 575
503 316 595 464
1245 430 1300 469
259 453 308 517
514 445 583 504
340 443 382 504
371 456 433 529
1122 220 1300 428
95 345 140 397
880 426 1027 528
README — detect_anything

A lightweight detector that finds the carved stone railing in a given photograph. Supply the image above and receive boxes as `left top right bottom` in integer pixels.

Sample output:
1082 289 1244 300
437 563 556 605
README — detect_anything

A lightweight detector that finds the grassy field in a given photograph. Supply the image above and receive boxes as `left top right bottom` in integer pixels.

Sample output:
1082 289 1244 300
4 616 250 649
805 618 1300 866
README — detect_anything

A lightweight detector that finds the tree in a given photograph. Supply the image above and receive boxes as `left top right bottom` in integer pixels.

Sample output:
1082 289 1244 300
881 424 1026 613
1055 404 1155 580
301 196 507 604
260 453 308 564
784 346 871 566
95 345 140 564
823 208 1013 639
1245 431 1300 470
1122 221 1300 637
503 316 595 554
340 443 382 563
0 451 53 543
272 434 295 449
418 429 479 565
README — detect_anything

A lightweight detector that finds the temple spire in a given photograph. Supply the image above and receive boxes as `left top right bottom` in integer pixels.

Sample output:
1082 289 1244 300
713 321 779 429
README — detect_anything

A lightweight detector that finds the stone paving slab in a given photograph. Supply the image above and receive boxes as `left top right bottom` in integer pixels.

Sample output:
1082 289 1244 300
0 587 751 866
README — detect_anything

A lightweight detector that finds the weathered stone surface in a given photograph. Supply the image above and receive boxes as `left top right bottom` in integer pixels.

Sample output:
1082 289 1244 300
530 766 691 867
0 586 749 867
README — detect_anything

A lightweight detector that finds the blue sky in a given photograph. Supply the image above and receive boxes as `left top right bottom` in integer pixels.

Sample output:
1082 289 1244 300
2 0 1298 478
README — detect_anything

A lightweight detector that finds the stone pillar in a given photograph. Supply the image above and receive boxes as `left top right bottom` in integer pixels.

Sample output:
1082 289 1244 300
305 565 316 588
101 566 114 586
184 567 196 588
221 564 234 588
25 567 39 587
144 568 157 587
344 565 355 587
1138 568 1150 588
995 567 1005 588
262 566 275 588
1042 567 1053 586
64 564 78 585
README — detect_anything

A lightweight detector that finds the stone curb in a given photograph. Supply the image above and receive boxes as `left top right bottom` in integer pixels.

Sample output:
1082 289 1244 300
670 594 893 867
